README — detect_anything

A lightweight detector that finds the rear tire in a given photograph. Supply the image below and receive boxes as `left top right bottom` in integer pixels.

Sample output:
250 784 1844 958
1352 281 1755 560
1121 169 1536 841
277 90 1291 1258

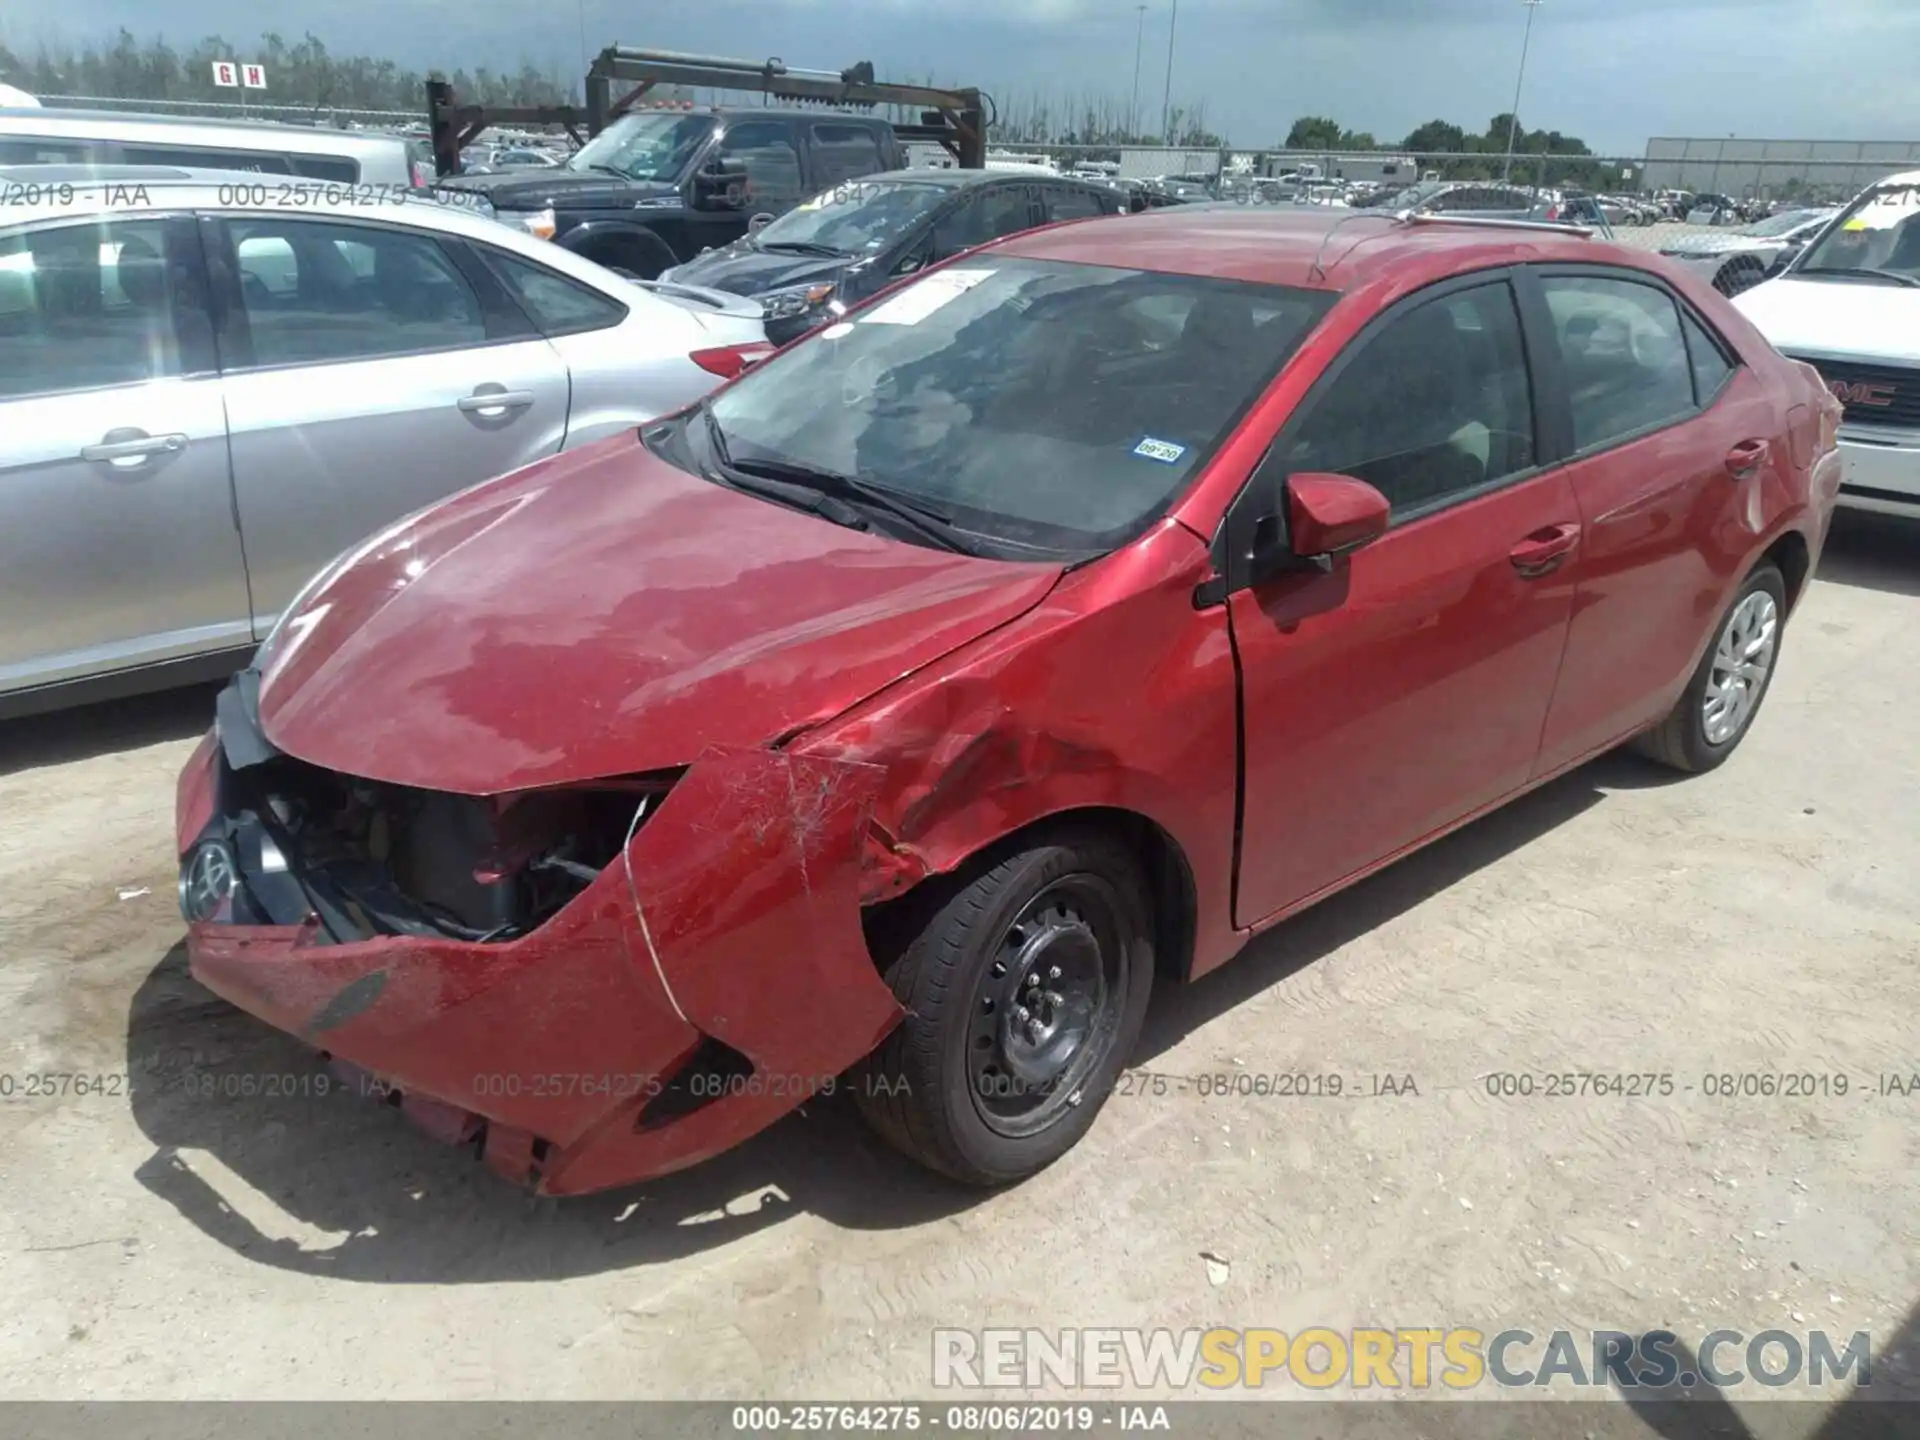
853 826 1154 1186
1631 562 1786 773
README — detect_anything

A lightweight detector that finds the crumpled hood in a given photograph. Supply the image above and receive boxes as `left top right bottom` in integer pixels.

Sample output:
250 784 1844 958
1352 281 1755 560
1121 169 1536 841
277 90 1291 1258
666 244 860 297
256 434 1062 795
1734 277 1920 366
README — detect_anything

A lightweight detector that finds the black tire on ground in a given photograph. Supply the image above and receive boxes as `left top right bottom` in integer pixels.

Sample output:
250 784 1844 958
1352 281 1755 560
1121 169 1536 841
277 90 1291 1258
853 825 1155 1186
1631 561 1787 774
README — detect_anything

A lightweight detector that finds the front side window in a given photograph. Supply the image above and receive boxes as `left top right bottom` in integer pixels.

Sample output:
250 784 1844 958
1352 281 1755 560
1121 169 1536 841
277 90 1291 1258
808 122 885 187
0 218 179 400
225 218 485 367
1044 185 1107 222
566 112 714 183
1279 282 1535 517
717 122 803 211
931 186 1034 258
1794 182 1920 284
1541 275 1696 451
699 258 1336 555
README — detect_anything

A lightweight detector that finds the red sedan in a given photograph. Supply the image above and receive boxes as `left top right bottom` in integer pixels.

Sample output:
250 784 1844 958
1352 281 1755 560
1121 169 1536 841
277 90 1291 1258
175 206 1842 1193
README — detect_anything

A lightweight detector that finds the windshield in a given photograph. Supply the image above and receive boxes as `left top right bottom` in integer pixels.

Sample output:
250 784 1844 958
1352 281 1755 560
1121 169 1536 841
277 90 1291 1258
1795 183 1920 278
755 180 953 254
700 258 1336 556
567 112 713 182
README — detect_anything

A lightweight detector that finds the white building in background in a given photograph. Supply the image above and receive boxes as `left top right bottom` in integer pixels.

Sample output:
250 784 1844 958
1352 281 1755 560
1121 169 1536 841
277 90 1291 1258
1644 136 1920 200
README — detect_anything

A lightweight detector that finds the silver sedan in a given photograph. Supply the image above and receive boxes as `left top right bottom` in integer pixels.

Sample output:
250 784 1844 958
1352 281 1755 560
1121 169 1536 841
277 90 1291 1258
0 166 769 715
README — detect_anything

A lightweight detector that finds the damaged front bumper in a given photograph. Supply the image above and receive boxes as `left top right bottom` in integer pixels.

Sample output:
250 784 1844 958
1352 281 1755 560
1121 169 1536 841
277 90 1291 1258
174 677 903 1196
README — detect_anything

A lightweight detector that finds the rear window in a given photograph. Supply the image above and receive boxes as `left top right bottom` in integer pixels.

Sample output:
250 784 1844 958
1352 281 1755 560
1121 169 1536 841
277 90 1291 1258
702 257 1337 556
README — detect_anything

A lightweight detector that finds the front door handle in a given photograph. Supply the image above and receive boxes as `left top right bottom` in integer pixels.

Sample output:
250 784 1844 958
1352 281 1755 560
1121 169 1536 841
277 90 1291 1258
1725 439 1770 479
1509 522 1582 579
80 430 188 467
457 387 536 415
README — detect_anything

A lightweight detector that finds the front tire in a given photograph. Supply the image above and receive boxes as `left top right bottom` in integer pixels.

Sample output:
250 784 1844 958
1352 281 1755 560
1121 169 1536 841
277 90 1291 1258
854 826 1154 1186
1632 562 1786 773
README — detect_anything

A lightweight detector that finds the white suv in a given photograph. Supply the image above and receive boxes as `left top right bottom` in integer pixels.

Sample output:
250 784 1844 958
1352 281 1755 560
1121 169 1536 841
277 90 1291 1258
1734 170 1920 518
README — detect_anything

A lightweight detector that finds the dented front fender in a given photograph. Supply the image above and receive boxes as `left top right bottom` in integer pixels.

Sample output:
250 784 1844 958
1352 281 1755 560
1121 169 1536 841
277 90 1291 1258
181 740 903 1196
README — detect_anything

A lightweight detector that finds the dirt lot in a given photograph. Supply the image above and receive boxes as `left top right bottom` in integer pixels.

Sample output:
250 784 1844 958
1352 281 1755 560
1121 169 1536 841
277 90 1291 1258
0 513 1915 1422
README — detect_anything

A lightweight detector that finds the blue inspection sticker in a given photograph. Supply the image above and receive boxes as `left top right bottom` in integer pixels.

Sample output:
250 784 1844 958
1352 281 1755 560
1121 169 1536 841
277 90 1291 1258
1133 437 1187 464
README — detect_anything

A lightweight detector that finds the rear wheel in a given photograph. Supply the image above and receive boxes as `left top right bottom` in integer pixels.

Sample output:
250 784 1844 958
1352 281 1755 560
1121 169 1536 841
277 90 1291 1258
1632 562 1786 773
853 826 1154 1185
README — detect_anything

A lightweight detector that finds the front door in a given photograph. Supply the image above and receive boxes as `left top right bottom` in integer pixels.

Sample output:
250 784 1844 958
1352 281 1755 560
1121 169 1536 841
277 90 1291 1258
209 214 571 629
1229 275 1580 924
0 213 251 695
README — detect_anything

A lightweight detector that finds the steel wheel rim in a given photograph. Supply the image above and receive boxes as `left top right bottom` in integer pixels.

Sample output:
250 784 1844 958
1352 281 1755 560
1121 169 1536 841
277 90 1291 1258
967 875 1130 1139
1702 589 1779 746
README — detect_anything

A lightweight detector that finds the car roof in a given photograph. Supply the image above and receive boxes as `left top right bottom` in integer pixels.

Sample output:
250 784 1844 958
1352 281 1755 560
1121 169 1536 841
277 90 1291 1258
858 167 1102 190
990 204 1628 291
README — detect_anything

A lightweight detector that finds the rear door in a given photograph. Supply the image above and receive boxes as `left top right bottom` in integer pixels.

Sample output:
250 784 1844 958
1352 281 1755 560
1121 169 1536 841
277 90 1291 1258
0 212 251 695
1524 267 1785 772
208 212 571 630
1228 274 1580 924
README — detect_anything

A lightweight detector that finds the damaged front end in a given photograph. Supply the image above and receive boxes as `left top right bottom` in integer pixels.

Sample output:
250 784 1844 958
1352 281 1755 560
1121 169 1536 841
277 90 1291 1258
175 671 903 1196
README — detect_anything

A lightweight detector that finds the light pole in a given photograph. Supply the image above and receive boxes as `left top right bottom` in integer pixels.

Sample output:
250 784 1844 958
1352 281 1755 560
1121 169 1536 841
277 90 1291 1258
1130 5 1148 140
1160 0 1179 146
1501 0 1543 184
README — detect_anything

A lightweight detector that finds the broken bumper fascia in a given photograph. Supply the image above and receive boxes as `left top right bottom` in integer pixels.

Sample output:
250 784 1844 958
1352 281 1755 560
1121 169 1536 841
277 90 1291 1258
176 734 904 1196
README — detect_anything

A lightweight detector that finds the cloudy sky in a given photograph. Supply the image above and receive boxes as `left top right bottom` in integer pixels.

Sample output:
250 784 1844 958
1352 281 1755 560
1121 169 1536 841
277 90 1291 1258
11 0 1918 154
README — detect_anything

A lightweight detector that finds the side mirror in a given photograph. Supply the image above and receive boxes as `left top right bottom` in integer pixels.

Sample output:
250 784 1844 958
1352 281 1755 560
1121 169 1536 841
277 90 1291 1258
1285 473 1390 567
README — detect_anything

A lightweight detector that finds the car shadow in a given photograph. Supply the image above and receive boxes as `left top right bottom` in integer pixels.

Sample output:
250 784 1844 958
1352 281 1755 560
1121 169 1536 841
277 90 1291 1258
125 758 1628 1283
1137 761 1615 1060
0 682 219 777
1817 510 1920 599
1614 1296 1919 1438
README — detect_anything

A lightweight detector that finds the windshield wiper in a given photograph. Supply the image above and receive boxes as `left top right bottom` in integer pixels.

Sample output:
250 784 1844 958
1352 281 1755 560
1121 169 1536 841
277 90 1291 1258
573 161 633 179
700 406 869 531
1798 266 1920 288
700 410 974 554
756 239 848 257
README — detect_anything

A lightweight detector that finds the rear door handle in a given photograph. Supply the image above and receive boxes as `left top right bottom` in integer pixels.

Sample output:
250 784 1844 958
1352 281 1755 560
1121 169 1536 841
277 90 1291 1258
1725 439 1770 479
1509 522 1582 579
80 431 188 466
457 388 536 414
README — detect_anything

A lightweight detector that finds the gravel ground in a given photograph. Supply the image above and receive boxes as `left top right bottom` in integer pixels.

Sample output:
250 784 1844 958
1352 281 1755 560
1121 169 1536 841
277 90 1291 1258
0 511 1914 1429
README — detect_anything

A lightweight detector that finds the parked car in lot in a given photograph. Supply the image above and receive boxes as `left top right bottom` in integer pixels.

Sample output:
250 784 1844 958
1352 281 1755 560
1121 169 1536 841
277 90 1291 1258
661 168 1123 344
1357 180 1536 219
0 167 769 716
1660 207 1839 296
437 107 906 280
0 107 425 186
174 204 1840 1196
1734 171 1920 518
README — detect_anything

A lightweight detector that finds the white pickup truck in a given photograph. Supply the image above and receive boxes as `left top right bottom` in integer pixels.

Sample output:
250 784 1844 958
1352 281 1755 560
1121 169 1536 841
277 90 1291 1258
1734 170 1920 518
